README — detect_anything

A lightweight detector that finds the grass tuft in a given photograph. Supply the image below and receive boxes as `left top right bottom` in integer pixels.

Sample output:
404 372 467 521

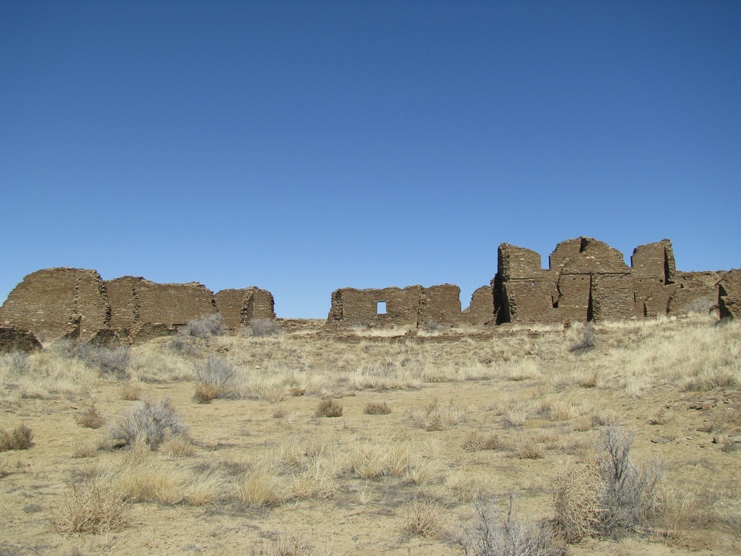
315 399 343 418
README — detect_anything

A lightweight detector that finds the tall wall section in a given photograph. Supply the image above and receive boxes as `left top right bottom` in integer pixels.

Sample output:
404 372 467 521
214 287 276 329
493 237 720 324
0 268 109 341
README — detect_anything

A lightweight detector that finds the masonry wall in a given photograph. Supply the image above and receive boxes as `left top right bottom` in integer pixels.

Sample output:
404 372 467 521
0 268 109 341
215 287 276 329
718 269 741 320
0 268 275 342
493 237 720 325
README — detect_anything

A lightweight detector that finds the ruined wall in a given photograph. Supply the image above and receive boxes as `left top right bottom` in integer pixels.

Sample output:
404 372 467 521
0 268 109 341
136 281 216 328
0 268 274 342
496 244 559 324
327 286 423 329
718 269 741 320
494 237 720 325
326 283 493 329
463 286 495 326
214 287 276 329
0 327 43 353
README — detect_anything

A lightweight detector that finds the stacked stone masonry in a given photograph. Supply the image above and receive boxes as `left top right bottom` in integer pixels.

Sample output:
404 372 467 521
327 237 725 329
0 268 275 343
1 237 733 341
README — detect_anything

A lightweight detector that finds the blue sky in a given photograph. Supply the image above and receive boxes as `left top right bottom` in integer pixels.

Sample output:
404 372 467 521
2 1 739 318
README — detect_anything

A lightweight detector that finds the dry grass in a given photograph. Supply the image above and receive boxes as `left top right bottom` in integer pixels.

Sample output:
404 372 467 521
0 424 33 452
407 398 467 431
50 479 131 534
75 403 105 429
399 498 449 538
363 401 391 415
553 460 602 543
1 314 739 553
462 432 500 452
121 381 142 400
315 399 343 418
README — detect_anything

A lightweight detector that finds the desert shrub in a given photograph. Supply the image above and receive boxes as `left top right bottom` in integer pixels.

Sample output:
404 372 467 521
465 494 557 556
515 441 544 460
596 424 662 538
75 403 105 429
0 424 34 451
249 319 281 337
553 461 602 543
109 399 188 450
363 401 391 415
193 354 238 400
71 343 131 379
50 479 130 534
400 499 449 538
168 334 197 355
184 313 224 338
408 398 467 431
121 381 142 401
315 399 343 418
570 323 596 353
462 432 500 452
193 383 221 404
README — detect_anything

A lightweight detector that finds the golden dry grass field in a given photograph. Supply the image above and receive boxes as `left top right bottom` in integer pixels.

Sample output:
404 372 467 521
1 314 740 555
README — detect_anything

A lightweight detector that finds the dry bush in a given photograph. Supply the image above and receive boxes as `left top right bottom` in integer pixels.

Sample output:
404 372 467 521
184 313 224 337
113 460 185 505
109 398 188 450
465 494 556 556
75 403 105 429
50 479 130 534
315 399 343 418
596 424 662 538
193 382 221 404
462 432 500 452
363 401 391 415
121 382 142 400
399 499 449 538
569 323 596 353
515 441 544 460
553 461 602 543
193 354 238 400
248 319 281 337
408 398 467 431
0 424 33 452
71 342 131 379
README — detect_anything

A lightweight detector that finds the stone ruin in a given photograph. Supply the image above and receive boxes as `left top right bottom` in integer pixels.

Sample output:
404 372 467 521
326 237 728 329
0 268 275 344
326 284 494 330
0 237 736 346
718 269 741 320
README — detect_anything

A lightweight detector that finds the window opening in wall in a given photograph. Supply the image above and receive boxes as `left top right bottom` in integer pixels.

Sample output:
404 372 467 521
376 301 387 315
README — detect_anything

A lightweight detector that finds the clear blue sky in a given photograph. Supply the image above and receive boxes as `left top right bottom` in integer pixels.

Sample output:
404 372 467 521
2 1 739 318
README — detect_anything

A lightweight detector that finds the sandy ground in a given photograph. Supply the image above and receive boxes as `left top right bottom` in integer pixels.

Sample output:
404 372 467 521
1 321 740 555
